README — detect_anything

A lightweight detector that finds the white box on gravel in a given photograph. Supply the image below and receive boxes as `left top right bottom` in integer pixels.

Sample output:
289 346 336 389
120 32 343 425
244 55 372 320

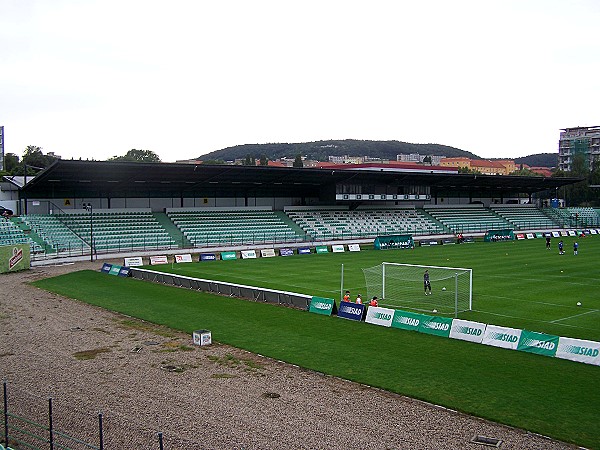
192 330 212 346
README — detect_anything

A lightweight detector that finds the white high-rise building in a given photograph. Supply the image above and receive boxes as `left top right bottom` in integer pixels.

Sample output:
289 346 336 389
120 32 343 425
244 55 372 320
558 126 600 171
0 126 4 172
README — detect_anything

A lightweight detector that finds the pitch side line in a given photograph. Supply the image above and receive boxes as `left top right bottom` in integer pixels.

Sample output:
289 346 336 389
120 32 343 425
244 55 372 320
470 309 597 331
551 309 598 323
477 293 588 309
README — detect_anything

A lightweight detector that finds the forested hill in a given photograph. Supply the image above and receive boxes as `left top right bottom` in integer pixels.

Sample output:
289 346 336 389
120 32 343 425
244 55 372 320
514 153 557 168
197 140 479 162
197 139 558 168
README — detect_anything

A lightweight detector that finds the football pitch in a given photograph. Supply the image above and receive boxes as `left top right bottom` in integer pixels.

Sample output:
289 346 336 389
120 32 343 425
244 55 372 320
152 236 600 342
33 236 600 448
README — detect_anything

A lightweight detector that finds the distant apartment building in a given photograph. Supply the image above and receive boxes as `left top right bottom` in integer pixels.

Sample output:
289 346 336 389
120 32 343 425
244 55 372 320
397 153 422 163
397 153 445 165
440 157 516 175
440 157 471 170
0 126 4 172
363 156 386 163
495 160 516 174
558 126 600 171
328 155 364 164
430 155 445 165
470 160 515 175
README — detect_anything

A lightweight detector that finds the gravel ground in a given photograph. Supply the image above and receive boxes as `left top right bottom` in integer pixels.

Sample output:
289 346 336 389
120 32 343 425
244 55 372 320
0 262 580 450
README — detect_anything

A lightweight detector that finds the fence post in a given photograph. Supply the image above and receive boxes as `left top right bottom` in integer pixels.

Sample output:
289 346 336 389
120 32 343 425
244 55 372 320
3 381 8 447
48 397 54 450
158 431 164 450
98 413 103 450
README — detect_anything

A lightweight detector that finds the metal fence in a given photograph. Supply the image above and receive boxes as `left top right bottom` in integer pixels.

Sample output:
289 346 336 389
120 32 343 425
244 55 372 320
1 382 168 450
29 238 184 262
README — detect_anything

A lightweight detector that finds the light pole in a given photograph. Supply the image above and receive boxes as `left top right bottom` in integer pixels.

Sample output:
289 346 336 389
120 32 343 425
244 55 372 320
82 203 94 261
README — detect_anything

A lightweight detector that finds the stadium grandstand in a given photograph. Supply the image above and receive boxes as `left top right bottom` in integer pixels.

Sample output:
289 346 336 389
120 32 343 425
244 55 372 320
0 159 584 261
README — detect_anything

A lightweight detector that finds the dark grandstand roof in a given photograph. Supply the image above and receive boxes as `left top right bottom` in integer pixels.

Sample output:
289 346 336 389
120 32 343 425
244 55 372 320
20 160 580 200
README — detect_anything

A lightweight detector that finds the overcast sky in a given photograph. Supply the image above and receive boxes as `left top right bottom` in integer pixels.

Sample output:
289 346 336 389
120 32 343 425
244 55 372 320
1 0 598 163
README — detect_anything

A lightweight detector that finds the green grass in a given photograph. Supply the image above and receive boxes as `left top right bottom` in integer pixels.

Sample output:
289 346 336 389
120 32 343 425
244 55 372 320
32 236 600 449
151 236 600 341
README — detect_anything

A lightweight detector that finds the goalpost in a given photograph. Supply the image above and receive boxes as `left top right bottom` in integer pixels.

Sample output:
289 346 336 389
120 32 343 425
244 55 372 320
362 262 472 317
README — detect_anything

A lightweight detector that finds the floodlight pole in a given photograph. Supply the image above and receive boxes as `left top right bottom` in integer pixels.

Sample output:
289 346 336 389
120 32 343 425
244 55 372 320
83 203 94 262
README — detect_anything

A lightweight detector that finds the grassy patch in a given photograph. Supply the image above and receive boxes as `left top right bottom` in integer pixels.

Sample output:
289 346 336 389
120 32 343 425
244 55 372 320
244 359 265 371
158 341 195 352
207 353 264 373
116 319 175 338
73 347 111 360
211 373 237 379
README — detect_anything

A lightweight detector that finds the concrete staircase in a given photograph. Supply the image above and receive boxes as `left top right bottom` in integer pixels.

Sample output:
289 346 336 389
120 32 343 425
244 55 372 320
152 212 193 248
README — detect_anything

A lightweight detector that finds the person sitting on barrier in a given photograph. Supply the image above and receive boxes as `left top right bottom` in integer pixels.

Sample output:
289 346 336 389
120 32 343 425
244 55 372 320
369 296 378 307
355 294 362 304
343 290 351 302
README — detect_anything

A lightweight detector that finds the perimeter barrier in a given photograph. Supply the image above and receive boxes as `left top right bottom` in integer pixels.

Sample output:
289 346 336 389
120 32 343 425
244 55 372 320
360 306 600 366
129 268 312 310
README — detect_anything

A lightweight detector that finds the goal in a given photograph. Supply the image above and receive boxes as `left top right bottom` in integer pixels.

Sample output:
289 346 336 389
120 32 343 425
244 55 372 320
362 262 472 316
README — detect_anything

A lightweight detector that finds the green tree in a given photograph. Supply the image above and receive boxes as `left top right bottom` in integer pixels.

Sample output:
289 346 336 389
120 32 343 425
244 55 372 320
552 153 597 206
422 155 432 164
4 153 20 173
589 156 600 186
22 145 58 169
458 166 481 175
570 152 588 177
260 154 268 166
243 154 256 166
510 167 536 176
109 149 161 162
293 154 303 168
7 146 59 175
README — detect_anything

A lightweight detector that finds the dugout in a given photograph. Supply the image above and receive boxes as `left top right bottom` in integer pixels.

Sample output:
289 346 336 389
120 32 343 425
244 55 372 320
13 160 581 215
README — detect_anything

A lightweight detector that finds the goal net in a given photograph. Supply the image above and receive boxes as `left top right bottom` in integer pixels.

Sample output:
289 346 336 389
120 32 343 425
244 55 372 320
362 262 472 316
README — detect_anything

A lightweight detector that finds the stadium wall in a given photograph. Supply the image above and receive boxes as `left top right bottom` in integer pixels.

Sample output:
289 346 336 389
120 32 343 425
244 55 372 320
21 193 534 214
23 196 314 213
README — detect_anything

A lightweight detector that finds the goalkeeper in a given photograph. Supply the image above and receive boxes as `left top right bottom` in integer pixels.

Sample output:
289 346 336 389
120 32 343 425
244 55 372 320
424 270 432 295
